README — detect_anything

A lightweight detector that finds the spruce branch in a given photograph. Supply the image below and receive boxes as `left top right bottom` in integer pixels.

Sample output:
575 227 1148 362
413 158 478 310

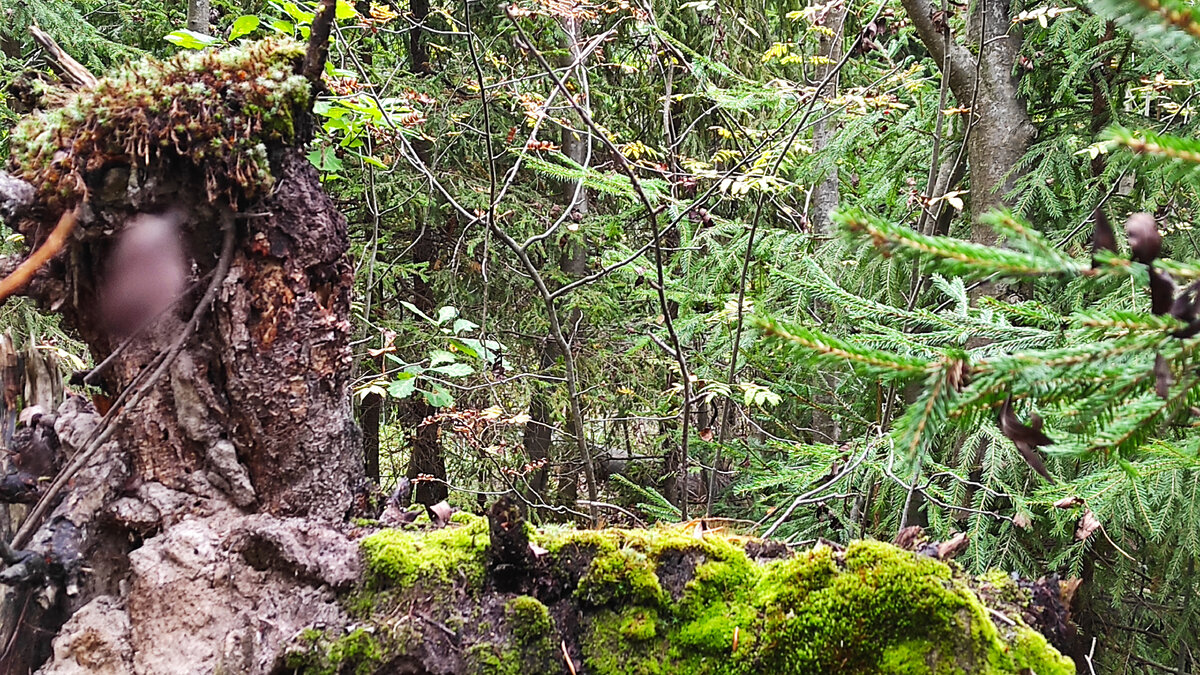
836 209 1090 279
754 316 935 381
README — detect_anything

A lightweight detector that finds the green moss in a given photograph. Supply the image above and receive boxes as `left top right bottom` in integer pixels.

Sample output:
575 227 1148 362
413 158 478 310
360 513 489 589
334 522 1071 675
283 627 385 675
583 607 668 675
1002 626 1076 675
7 38 310 208
505 596 554 646
976 569 1029 606
466 642 523 675
574 539 1073 675
619 607 659 641
576 545 665 607
879 640 941 674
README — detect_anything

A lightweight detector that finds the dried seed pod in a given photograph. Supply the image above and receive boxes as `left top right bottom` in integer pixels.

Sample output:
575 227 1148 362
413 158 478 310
1149 267 1175 316
1091 209 1116 268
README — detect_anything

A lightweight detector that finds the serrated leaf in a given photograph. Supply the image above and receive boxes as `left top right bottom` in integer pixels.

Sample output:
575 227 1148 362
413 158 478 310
229 15 261 39
436 306 459 325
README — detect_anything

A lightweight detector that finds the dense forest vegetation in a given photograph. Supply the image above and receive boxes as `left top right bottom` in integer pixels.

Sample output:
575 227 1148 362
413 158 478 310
1 0 1200 670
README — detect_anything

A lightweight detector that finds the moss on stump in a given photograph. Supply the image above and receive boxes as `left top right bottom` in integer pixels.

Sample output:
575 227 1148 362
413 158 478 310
284 514 1074 674
7 38 310 209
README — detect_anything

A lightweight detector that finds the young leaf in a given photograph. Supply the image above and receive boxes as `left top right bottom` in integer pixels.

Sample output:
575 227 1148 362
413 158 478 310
429 350 457 367
388 377 417 399
431 363 474 377
335 0 359 20
423 386 454 408
452 318 480 335
164 29 222 49
229 15 261 40
399 301 436 323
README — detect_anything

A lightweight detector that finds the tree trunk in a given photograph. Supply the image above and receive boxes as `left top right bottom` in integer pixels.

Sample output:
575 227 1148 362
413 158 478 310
524 18 591 512
402 0 449 507
810 0 845 236
899 0 1036 243
186 0 211 35
0 42 364 673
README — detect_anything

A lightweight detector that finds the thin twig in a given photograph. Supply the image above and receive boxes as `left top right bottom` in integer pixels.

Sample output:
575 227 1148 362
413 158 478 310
762 440 873 537
717 0 887 517
302 0 338 89
507 10 696 518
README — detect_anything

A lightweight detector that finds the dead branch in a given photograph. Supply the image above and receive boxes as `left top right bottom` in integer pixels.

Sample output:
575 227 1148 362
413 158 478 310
29 25 97 89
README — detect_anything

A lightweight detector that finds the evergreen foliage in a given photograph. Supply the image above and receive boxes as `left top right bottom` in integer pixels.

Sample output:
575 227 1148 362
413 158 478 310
3 0 1200 668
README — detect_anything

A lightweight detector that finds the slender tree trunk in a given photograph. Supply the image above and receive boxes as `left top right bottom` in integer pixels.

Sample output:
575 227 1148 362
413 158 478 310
899 0 1036 242
521 347 553 498
809 1 847 447
361 384 382 483
402 0 448 506
354 0 383 487
521 17 591 511
811 1 845 236
186 0 211 35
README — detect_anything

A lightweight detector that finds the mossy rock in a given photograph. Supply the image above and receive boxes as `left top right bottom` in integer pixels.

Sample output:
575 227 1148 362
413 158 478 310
285 515 1074 674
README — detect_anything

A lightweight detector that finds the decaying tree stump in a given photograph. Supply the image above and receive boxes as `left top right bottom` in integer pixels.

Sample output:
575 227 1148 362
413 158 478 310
0 40 367 673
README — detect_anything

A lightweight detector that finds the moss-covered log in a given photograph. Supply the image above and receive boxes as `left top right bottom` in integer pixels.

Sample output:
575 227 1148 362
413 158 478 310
280 505 1074 675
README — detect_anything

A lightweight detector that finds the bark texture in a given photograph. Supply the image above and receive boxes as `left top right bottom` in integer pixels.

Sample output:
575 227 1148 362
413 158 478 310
811 0 846 236
402 0 449 507
899 0 1036 242
0 41 364 673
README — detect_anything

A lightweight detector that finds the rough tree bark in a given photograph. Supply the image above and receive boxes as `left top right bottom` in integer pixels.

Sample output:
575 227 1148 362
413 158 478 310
186 0 211 35
0 41 365 674
899 0 1036 243
810 0 846 237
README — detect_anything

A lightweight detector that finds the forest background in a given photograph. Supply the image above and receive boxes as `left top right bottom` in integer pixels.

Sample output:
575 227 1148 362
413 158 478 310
1 0 1198 670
